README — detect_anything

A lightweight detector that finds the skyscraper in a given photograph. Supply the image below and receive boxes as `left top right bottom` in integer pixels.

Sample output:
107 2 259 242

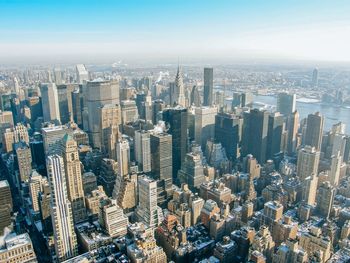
120 100 139 124
170 66 186 107
136 91 153 122
286 111 299 155
76 64 89 84
29 171 46 213
190 85 201 107
203 67 213 106
296 146 320 181
163 107 188 180
277 93 296 116
214 112 243 161
71 86 83 127
99 158 118 197
85 80 120 148
152 99 165 124
46 155 78 262
40 83 60 123
117 139 130 177
266 112 284 160
56 84 75 125
150 132 173 205
99 104 120 155
302 175 318 206
242 109 269 164
135 175 164 227
194 106 217 150
316 181 335 219
99 198 129 237
60 134 86 223
135 130 151 173
178 152 206 191
42 125 71 155
54 68 63 85
304 112 324 150
329 152 341 186
0 180 13 235
14 141 32 184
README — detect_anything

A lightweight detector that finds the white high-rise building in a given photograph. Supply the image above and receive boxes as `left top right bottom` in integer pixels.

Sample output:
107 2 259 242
329 152 341 186
297 146 320 181
29 170 46 212
134 130 151 173
194 106 217 150
47 155 78 262
331 133 346 159
99 198 128 238
135 175 164 228
76 64 89 84
54 68 63 85
117 139 130 177
171 66 186 107
40 83 60 123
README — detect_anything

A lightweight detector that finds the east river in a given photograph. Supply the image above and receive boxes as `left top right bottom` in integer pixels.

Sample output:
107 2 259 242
226 95 350 134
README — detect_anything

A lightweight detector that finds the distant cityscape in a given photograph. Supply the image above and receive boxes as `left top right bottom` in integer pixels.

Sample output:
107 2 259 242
0 61 349 263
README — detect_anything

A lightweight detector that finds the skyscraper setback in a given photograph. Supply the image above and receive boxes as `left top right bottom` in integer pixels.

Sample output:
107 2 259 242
47 155 78 262
60 134 86 223
85 80 120 148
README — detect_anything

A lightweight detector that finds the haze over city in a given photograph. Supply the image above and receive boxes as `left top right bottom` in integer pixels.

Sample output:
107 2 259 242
1 0 350 64
1 1 350 263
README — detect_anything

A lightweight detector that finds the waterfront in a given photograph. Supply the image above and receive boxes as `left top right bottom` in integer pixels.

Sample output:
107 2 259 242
226 95 350 134
256 95 350 133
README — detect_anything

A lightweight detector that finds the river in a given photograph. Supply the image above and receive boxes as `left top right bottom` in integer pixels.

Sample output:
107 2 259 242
226 95 350 134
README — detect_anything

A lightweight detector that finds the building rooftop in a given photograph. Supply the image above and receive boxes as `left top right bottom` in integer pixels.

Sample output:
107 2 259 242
0 233 32 252
0 180 9 188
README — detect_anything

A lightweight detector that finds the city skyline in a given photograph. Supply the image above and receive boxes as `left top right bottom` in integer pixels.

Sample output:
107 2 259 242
0 0 350 64
1 1 350 262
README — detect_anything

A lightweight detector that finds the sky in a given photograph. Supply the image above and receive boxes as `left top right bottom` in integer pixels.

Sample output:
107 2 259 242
0 0 350 64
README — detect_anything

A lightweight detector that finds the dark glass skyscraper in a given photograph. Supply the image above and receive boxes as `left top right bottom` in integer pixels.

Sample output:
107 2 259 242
57 84 75 125
150 132 173 206
242 109 269 164
304 112 324 150
277 92 296 116
203 68 213 106
72 85 83 128
215 112 243 161
163 107 188 181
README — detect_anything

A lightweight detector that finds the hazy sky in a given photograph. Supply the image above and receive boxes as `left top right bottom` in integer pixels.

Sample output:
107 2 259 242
1 0 350 63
